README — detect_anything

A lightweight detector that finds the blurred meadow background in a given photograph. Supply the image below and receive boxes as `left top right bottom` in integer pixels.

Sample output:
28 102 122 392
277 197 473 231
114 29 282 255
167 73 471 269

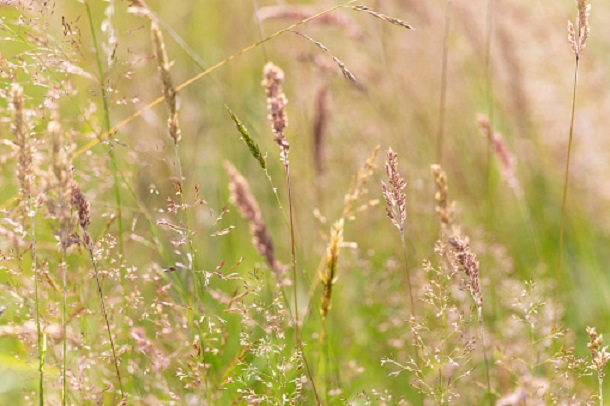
1 0 610 404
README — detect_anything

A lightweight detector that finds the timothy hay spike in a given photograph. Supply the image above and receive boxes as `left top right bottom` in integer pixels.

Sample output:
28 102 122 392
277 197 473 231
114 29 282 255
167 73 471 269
225 161 282 275
225 106 267 170
381 148 407 233
320 218 344 319
151 21 181 144
10 84 33 200
352 5 414 30
262 62 290 165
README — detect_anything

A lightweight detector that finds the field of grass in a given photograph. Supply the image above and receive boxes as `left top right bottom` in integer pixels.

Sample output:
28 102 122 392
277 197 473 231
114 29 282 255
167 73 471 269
1 0 610 404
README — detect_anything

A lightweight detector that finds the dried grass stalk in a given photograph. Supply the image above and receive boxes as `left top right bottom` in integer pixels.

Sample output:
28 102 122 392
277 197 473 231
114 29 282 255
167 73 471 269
290 31 356 83
257 5 363 39
352 5 414 30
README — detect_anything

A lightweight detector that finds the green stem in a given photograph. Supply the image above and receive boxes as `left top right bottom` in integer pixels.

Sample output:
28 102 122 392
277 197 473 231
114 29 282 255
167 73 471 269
61 248 67 406
477 305 493 405
84 0 124 258
555 57 579 318
436 0 452 164
28 199 43 405
284 164 321 405
173 143 211 400
484 0 495 226
86 241 124 399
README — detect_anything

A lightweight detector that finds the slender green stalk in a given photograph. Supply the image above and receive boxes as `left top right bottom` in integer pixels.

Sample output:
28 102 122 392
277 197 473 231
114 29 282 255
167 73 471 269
484 0 495 224
555 58 580 315
435 0 452 164
284 165 322 406
400 232 424 405
400 233 415 311
29 201 43 406
477 305 493 406
61 249 67 406
84 0 124 257
86 246 124 399
173 143 210 401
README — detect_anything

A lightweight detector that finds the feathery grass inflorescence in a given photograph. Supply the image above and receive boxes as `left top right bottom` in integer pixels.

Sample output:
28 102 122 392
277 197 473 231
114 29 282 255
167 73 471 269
586 327 610 406
381 148 414 311
11 83 44 405
448 235 492 404
71 180 124 401
320 146 380 320
556 0 590 319
351 5 414 30
151 18 210 399
262 61 321 405
49 118 72 406
263 62 290 166
567 0 591 60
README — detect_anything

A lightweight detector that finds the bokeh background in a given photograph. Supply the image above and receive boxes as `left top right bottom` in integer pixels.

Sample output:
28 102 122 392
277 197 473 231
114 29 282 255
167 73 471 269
1 0 610 404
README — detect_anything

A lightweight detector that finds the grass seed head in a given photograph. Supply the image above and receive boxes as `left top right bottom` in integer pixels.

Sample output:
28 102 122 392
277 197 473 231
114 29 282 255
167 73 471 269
262 62 290 165
151 21 181 144
381 148 407 233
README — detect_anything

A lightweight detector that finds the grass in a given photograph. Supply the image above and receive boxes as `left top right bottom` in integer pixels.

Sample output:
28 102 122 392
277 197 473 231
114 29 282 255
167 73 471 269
0 0 609 404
